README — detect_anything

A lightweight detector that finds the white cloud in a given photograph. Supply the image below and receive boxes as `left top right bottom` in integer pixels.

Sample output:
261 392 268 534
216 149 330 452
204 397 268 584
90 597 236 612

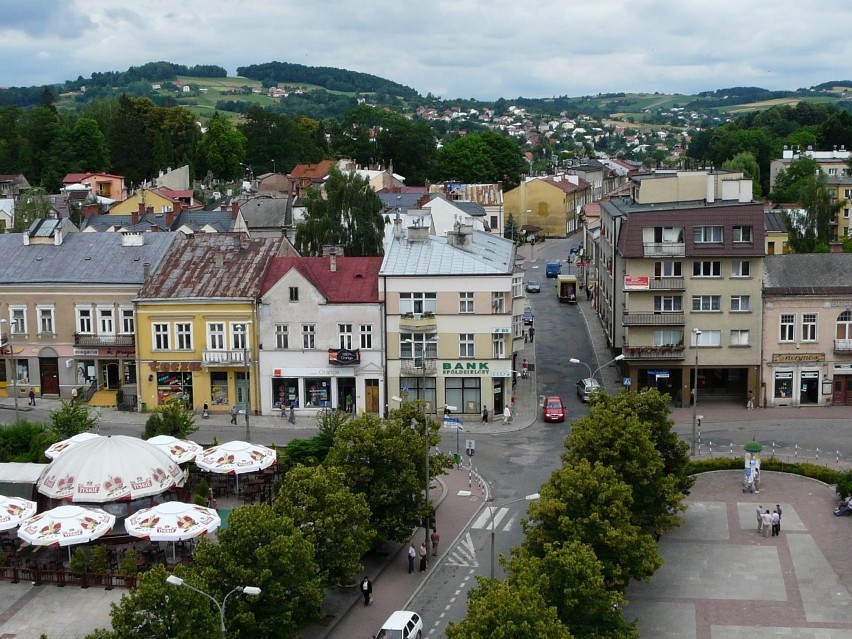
1 0 852 99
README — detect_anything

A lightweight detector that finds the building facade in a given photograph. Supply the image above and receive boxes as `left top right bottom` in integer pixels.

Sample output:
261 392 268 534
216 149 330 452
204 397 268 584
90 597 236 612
503 175 592 237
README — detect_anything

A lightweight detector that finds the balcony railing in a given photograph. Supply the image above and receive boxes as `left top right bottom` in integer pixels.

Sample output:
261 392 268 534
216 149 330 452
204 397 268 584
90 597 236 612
399 313 437 332
643 242 686 257
202 349 248 366
400 358 437 376
835 339 852 353
649 277 685 291
73 333 135 348
622 312 685 326
622 345 686 360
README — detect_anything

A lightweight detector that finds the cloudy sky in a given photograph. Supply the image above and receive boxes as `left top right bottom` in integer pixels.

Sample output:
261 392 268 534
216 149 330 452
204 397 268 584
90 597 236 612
2 0 851 100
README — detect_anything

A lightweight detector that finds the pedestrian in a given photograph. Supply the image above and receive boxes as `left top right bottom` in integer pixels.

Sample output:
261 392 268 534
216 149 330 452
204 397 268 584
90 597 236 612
761 510 772 538
28 388 35 406
407 542 416 574
528 326 535 342
202 402 209 418
288 402 296 424
747 390 755 411
521 359 529 378
503 405 512 424
756 505 763 534
481 405 489 423
430 529 440 556
229 405 237 425
444 405 451 417
360 575 372 606
419 542 428 572
774 504 782 533
771 509 780 536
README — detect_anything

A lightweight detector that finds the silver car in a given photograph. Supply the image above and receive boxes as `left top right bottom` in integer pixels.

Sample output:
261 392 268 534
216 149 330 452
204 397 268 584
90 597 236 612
576 378 601 402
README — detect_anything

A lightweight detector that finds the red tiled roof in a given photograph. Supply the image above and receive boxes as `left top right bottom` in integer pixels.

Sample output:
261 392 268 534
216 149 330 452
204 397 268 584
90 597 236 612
63 172 125 184
289 160 334 180
261 256 381 303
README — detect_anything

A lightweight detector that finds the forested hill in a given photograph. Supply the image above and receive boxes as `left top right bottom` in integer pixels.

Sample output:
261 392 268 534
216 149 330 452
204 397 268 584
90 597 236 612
236 61 419 98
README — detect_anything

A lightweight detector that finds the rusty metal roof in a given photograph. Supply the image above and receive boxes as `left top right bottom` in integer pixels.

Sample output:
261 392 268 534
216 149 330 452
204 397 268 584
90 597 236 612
137 233 283 301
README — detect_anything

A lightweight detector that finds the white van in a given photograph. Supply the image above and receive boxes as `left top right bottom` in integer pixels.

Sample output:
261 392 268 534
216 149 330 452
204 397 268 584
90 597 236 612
374 610 423 639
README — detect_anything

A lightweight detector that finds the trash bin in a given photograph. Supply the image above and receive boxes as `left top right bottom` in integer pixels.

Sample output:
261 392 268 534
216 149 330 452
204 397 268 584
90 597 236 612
140 402 147 413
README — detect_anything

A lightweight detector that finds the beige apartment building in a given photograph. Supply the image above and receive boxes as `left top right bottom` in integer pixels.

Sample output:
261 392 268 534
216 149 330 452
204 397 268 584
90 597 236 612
762 254 852 407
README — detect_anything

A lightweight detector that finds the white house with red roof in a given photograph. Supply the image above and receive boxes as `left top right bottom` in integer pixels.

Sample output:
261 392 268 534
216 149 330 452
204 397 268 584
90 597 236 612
257 254 384 416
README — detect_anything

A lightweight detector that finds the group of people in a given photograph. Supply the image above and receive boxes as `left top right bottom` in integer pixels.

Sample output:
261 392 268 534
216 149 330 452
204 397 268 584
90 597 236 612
757 504 783 537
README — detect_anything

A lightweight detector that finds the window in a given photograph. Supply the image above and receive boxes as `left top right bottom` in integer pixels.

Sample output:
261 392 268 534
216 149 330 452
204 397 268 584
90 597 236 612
493 334 505 359
802 313 817 341
654 295 683 312
153 323 170 350
302 324 316 349
98 308 114 334
512 275 523 298
692 261 721 277
38 307 54 335
845 208 851 219
445 377 482 415
121 309 134 334
207 323 225 350
780 314 795 342
730 329 750 346
175 323 193 350
692 295 721 312
731 261 751 278
289 287 299 302
654 261 682 277
339 324 353 350
459 292 474 314
400 334 437 359
730 295 750 312
732 226 753 242
492 292 506 314
653 226 681 242
692 330 721 346
460 333 475 358
837 310 852 340
10 307 26 335
359 324 373 349
77 308 93 334
694 225 723 243
232 324 248 350
400 292 437 315
275 325 289 349
652 330 683 346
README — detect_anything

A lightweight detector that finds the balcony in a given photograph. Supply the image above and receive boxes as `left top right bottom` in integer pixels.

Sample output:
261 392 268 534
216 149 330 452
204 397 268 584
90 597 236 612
643 242 685 258
73 333 135 348
400 358 437 376
399 313 437 333
622 312 685 326
835 339 852 353
649 277 685 291
202 349 248 366
622 345 686 360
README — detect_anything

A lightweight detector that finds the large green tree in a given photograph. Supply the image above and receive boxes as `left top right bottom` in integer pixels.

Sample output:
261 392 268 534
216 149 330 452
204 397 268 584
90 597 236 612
722 151 762 197
239 107 325 175
435 130 526 188
198 113 246 181
14 186 53 231
770 157 819 203
784 170 843 252
295 166 385 257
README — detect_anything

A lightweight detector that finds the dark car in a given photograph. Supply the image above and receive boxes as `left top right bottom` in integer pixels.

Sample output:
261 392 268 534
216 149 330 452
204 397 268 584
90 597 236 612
576 378 601 402
543 396 566 423
522 307 534 325
526 280 541 293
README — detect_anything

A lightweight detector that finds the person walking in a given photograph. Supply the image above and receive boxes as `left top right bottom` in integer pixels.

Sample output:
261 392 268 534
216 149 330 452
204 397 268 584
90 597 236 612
503 405 512 424
360 576 372 606
747 390 755 411
430 530 440 556
407 542 416 574
521 359 529 379
481 405 489 423
202 402 209 418
528 326 535 342
28 388 35 406
288 402 296 424
419 542 428 572
229 405 237 425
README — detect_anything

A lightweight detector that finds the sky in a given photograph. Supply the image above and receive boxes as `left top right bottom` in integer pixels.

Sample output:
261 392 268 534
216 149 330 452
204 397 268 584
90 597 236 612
2 0 852 101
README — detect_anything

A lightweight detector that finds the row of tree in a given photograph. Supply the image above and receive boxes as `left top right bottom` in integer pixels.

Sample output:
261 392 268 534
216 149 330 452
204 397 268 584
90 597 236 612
447 390 693 639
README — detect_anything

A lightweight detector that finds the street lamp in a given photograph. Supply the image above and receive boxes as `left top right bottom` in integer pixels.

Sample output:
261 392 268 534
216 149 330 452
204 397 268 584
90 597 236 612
0 319 19 422
235 323 251 442
691 328 701 456
569 354 625 383
271 159 276 174
166 575 261 639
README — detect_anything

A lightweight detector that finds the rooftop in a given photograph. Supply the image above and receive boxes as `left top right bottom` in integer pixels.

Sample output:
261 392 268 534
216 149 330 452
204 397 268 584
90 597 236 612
261 256 382 302
380 227 515 276
763 254 852 295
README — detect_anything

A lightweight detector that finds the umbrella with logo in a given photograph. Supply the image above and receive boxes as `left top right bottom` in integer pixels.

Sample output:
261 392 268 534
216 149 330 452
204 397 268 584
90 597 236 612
0 496 37 531
38 435 184 503
125 501 221 562
145 435 203 465
44 432 102 460
195 440 276 491
18 505 115 559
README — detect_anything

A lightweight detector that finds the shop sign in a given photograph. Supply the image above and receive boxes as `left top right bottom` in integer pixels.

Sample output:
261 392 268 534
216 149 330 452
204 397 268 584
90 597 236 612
492 327 511 334
328 348 361 365
771 353 825 363
624 276 650 290
801 370 820 379
829 300 852 307
73 349 99 357
148 361 202 372
442 362 490 375
491 371 513 378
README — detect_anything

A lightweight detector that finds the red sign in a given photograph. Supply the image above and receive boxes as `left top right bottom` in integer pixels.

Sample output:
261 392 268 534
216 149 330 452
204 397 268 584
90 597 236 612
624 276 650 290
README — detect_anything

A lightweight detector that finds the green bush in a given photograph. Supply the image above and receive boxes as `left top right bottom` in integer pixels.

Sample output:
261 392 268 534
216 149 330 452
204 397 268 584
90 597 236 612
0 420 52 462
688 456 842 485
118 548 138 576
89 545 108 574
836 470 852 498
50 400 97 439
143 399 197 439
70 547 88 574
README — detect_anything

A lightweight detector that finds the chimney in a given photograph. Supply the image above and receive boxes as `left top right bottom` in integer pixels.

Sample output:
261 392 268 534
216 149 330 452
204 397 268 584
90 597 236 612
231 200 239 219
83 203 99 219
165 205 177 228
329 250 337 272
150 224 159 232
143 261 151 281
132 202 143 225
393 212 403 239
407 225 430 242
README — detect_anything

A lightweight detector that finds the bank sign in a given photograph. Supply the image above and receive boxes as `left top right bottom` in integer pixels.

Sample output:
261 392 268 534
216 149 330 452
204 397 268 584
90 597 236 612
443 361 490 375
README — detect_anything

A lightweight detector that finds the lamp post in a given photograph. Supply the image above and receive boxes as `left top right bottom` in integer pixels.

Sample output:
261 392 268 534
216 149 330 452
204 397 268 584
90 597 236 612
166 575 261 639
691 329 701 456
236 323 251 442
271 159 276 174
0 320 19 422
569 354 625 385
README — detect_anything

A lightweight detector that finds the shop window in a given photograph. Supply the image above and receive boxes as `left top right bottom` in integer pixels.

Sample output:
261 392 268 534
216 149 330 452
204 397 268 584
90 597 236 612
13 359 29 383
400 376 437 412
304 377 331 407
774 371 793 399
156 371 192 405
210 372 229 406
273 377 299 409
445 377 482 414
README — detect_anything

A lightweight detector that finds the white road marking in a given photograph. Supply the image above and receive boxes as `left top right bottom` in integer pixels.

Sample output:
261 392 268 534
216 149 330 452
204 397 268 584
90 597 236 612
446 532 479 567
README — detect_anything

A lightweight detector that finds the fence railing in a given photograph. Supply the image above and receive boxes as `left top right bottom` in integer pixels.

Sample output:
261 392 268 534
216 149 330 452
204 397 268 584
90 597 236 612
0 565 137 589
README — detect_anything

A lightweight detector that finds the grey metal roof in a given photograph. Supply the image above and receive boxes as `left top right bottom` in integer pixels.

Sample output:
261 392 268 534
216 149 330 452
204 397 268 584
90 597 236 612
452 201 487 217
380 229 514 276
764 209 787 233
764 254 852 295
239 195 292 229
0 232 178 285
378 192 424 211
174 210 238 233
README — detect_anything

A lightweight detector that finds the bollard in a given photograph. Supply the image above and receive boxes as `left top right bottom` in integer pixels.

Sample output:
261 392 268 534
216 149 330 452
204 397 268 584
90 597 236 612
772 441 776 456
837 450 841 464
816 447 820 460
730 442 734 456
708 441 712 455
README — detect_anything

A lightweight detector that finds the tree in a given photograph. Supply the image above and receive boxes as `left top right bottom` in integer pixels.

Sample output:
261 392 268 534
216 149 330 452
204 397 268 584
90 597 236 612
504 212 520 243
198 113 246 181
785 170 843 253
274 464 373 585
445 576 573 639
192 504 324 639
143 399 198 439
770 157 819 203
50 400 98 439
722 151 762 197
15 187 53 231
295 167 385 257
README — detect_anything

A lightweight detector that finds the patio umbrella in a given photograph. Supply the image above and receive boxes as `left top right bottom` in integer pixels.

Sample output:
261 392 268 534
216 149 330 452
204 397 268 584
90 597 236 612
145 435 203 464
18 505 115 559
38 435 184 503
125 501 220 562
0 495 37 531
195 440 276 490
44 432 102 460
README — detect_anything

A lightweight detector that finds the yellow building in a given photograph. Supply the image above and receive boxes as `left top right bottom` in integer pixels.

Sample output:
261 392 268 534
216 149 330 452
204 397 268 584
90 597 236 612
134 234 283 415
503 175 591 237
826 176 852 240
110 189 177 216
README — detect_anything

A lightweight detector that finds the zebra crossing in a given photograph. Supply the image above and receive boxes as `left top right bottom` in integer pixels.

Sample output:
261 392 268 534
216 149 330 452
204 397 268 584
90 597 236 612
470 507 519 533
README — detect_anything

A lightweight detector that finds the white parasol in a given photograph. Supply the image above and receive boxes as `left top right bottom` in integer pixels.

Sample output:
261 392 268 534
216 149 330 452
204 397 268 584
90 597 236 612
44 432 102 460
18 505 115 558
195 440 276 476
38 435 184 503
125 501 220 562
145 435 203 464
0 495 38 531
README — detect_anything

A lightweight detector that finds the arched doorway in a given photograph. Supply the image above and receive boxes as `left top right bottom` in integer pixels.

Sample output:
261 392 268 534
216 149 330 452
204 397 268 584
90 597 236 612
38 347 59 396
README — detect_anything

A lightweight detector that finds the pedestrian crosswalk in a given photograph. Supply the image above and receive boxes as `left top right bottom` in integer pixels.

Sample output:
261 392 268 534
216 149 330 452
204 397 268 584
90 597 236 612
444 508 523 568
470 507 519 532
446 532 478 567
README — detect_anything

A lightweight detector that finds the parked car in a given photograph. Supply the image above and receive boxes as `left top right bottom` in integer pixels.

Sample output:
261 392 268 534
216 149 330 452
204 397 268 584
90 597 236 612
543 396 566 422
375 610 423 639
522 307 534 325
576 378 601 402
526 280 541 293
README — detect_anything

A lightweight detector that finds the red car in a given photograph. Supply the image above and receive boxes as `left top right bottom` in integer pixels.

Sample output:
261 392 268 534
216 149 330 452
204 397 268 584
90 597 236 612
543 396 566 423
